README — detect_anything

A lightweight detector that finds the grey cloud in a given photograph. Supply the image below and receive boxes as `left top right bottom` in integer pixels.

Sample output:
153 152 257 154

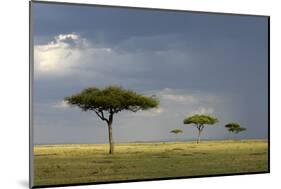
32 2 268 144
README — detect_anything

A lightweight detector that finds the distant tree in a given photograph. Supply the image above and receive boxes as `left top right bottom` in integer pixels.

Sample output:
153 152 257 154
170 129 183 141
183 114 218 144
225 122 240 133
170 129 183 134
65 86 159 154
225 122 246 139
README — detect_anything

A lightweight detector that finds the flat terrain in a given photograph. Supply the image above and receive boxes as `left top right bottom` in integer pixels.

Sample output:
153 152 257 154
33 140 268 186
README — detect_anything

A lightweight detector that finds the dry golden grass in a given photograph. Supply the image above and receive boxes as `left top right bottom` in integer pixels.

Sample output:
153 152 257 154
34 140 268 187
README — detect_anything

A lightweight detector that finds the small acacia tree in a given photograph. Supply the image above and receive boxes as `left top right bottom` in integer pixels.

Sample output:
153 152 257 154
170 129 183 134
65 86 159 154
225 122 246 139
183 114 218 144
170 129 183 141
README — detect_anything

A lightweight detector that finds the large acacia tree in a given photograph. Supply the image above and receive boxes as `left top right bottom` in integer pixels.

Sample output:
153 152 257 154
183 114 218 144
65 86 159 154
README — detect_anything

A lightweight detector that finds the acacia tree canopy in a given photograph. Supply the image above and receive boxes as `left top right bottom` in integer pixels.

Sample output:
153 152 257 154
65 86 159 122
183 114 218 125
64 86 159 154
170 129 183 134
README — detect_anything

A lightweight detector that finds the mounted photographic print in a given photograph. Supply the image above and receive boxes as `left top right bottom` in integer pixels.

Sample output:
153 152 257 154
29 1 270 188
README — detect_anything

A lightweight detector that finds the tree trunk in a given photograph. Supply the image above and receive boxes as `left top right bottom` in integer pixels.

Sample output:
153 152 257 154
107 121 114 154
197 129 202 144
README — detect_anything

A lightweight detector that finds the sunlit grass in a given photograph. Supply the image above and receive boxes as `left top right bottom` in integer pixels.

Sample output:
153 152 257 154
34 139 268 186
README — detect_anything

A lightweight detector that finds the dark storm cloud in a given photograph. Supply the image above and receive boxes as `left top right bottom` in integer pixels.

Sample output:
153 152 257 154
32 2 268 144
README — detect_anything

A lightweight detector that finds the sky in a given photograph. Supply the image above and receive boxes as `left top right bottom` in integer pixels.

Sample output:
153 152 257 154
32 2 268 144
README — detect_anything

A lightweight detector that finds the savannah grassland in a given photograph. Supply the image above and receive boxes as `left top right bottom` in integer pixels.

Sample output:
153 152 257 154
34 140 268 186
